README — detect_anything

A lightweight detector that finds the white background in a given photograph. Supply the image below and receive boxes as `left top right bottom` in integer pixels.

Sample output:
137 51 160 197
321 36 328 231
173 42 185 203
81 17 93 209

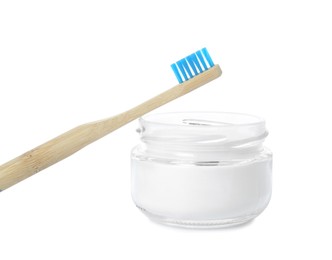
0 0 331 259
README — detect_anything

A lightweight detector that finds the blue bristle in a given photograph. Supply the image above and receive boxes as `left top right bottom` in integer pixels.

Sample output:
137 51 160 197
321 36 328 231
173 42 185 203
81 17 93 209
176 60 189 81
190 53 203 73
181 59 193 78
196 50 208 70
171 48 214 83
201 47 214 67
171 63 183 83
186 55 198 75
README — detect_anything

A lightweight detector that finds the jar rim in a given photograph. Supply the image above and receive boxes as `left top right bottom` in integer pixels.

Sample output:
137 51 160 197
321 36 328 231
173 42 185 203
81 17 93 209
137 111 268 152
140 111 265 128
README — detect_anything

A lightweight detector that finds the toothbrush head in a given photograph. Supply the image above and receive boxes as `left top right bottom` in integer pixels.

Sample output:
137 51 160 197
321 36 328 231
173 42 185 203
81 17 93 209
171 47 215 84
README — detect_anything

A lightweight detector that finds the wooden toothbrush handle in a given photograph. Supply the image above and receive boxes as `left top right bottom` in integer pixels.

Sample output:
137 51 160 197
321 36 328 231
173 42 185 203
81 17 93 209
0 65 222 191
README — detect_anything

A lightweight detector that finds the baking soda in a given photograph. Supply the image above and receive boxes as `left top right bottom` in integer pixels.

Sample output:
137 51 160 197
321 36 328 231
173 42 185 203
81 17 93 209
132 157 272 222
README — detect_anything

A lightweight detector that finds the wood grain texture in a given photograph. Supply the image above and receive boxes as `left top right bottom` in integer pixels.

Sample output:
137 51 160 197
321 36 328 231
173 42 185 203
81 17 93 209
0 65 222 190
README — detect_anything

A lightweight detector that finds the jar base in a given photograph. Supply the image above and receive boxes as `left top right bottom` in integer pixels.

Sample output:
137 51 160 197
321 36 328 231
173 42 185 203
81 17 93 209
137 206 258 229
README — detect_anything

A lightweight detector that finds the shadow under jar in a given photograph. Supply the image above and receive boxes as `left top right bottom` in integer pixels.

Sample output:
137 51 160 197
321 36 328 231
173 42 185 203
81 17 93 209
131 112 272 228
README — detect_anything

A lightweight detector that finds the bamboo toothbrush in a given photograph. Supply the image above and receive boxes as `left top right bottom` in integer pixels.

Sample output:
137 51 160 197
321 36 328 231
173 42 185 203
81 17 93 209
0 48 222 191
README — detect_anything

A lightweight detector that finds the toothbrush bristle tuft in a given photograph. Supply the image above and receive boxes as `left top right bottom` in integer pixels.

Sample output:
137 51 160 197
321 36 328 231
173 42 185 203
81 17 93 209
171 48 214 83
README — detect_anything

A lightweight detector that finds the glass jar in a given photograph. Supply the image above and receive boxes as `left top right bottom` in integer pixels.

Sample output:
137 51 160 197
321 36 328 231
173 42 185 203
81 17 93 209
131 112 272 228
